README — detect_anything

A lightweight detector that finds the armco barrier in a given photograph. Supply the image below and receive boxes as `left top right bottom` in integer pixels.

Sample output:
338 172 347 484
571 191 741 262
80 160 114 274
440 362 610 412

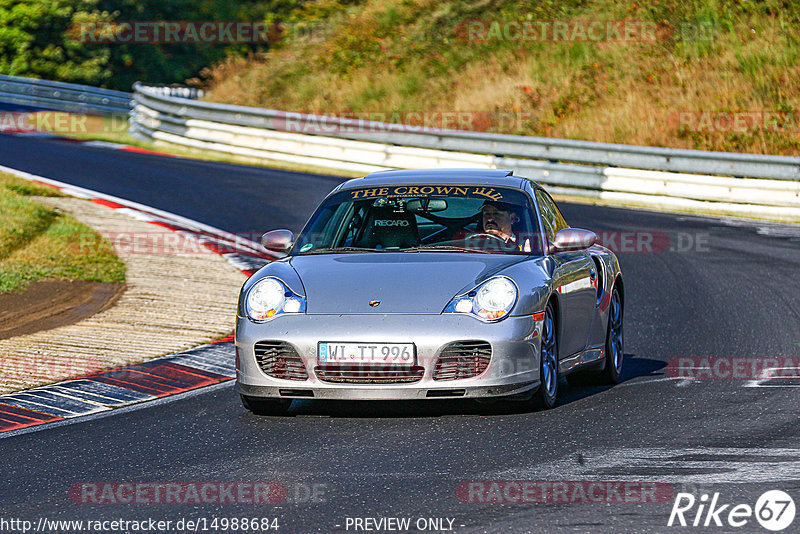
1 75 798 221
0 74 201 116
0 74 131 115
129 83 800 220
130 83 800 181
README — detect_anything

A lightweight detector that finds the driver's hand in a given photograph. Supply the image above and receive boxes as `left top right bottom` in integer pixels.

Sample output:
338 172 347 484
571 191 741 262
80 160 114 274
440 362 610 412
485 228 512 242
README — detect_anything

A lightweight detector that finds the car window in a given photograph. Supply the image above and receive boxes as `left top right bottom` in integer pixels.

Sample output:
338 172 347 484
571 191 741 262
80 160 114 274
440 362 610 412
535 189 569 242
293 184 544 255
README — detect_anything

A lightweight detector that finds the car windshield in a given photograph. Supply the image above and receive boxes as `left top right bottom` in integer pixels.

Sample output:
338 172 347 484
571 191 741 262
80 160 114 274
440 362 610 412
292 184 543 255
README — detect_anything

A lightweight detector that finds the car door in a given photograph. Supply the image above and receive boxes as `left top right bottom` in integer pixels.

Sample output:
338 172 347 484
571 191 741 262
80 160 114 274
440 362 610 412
535 189 595 358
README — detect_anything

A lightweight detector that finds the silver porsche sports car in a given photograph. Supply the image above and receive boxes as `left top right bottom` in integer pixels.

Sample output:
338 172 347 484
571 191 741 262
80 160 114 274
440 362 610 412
236 169 623 414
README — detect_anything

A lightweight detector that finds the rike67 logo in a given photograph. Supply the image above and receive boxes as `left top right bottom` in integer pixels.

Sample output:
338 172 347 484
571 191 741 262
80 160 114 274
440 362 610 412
668 490 796 531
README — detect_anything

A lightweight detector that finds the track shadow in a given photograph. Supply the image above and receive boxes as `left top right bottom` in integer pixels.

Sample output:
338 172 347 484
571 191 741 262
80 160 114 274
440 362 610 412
556 353 666 406
243 353 666 419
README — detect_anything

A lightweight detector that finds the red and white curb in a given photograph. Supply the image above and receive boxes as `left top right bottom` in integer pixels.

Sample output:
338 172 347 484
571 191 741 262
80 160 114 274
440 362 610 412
0 163 276 276
0 339 236 433
82 139 178 158
0 162 277 434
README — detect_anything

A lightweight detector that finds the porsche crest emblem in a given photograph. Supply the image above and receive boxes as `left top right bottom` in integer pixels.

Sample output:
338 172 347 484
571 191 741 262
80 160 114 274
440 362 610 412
369 300 381 307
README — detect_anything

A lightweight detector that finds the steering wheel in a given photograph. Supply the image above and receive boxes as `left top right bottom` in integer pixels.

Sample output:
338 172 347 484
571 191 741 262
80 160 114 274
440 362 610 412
464 232 508 250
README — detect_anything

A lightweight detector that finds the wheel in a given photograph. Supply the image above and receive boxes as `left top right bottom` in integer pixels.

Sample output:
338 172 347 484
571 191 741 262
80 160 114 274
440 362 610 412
240 394 292 416
599 285 623 384
464 232 508 251
531 301 559 410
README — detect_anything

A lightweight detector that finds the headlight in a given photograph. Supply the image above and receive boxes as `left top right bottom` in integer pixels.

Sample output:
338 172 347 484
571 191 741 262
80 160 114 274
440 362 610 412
245 277 306 322
444 276 518 321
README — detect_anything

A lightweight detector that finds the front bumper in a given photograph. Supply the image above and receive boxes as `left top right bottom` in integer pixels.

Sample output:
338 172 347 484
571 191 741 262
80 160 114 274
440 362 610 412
236 313 541 400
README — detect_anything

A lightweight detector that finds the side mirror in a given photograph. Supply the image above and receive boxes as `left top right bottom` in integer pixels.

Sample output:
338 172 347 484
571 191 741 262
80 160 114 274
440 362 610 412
261 229 294 254
550 228 597 253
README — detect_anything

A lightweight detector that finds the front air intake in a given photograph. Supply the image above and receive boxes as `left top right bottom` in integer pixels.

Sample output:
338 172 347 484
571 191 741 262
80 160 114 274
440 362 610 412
433 341 491 381
254 341 308 381
315 364 424 383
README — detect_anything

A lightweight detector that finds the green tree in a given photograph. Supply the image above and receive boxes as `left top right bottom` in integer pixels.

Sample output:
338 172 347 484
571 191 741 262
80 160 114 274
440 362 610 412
0 0 310 90
97 0 299 90
0 0 112 85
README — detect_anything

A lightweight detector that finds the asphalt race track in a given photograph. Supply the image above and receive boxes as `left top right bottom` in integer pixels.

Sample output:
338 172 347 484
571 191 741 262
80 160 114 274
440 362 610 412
1 133 799 533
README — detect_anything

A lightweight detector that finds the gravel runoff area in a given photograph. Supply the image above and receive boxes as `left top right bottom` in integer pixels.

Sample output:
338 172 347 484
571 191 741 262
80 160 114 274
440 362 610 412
0 197 246 394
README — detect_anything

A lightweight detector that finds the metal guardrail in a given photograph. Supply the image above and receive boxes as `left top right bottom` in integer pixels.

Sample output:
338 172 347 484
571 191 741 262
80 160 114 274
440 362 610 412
0 74 131 115
132 85 204 100
2 77 798 220
129 83 800 220
131 83 800 181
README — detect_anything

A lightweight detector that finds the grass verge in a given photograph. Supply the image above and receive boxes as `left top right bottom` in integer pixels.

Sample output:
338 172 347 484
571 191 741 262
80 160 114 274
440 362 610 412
0 173 126 293
201 0 800 156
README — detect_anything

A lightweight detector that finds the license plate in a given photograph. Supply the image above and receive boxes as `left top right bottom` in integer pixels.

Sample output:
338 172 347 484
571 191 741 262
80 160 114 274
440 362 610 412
318 342 415 366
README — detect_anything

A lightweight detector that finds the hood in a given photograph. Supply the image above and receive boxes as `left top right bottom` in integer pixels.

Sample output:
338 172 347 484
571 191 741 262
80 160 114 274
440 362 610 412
289 252 526 314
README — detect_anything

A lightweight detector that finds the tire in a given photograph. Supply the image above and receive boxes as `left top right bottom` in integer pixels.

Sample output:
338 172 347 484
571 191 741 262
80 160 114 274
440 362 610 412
531 301 559 410
599 285 623 384
240 394 292 416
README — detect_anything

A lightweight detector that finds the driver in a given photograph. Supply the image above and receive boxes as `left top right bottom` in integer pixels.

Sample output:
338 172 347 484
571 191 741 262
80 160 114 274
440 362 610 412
481 201 519 245
478 200 532 252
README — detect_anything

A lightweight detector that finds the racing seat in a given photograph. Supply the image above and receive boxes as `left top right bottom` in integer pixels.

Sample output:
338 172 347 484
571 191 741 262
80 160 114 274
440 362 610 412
355 206 419 249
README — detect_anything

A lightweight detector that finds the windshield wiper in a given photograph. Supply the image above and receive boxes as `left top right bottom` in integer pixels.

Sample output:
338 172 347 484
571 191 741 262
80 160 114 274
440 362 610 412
299 246 381 254
403 245 494 254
